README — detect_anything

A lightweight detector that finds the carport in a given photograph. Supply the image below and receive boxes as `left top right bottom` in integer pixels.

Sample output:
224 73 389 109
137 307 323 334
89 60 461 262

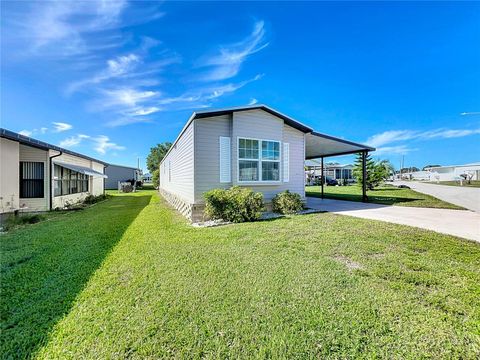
305 132 375 202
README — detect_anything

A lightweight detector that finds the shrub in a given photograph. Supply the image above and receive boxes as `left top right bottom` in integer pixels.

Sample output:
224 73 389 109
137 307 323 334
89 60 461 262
83 194 109 205
3 213 45 231
204 186 264 223
272 190 304 214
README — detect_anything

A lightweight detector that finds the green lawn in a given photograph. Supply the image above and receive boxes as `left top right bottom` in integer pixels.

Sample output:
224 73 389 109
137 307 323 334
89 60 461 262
306 184 464 209
1 190 479 358
427 180 480 188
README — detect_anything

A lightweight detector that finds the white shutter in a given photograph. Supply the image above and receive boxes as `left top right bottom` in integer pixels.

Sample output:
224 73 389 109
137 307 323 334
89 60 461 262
283 143 289 182
219 136 231 183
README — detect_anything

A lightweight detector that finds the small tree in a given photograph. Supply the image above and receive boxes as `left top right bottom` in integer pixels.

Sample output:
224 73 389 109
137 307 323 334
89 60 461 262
146 142 172 174
373 159 394 184
353 153 376 190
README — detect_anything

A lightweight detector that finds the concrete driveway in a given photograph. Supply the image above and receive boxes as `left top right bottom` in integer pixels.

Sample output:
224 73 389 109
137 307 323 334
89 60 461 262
394 181 480 213
307 197 480 243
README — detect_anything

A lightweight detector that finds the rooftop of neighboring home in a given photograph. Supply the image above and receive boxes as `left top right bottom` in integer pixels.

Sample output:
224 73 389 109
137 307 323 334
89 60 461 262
0 128 108 165
425 162 480 170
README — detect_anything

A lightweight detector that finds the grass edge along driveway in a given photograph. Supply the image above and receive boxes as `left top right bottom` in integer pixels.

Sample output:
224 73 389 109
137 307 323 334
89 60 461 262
2 190 479 358
306 184 464 209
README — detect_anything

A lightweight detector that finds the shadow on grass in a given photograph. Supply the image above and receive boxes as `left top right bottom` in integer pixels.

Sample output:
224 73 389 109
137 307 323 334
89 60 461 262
306 191 420 205
0 193 152 359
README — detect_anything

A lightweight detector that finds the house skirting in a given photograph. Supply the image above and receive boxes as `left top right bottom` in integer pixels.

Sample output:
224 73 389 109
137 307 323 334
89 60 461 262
159 189 205 223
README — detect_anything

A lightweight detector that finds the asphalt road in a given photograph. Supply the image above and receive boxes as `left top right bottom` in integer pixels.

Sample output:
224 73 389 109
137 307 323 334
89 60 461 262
394 181 480 213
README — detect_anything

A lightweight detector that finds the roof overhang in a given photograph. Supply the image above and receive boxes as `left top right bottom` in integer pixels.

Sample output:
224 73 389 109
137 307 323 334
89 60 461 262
54 161 108 178
306 132 375 159
0 128 108 165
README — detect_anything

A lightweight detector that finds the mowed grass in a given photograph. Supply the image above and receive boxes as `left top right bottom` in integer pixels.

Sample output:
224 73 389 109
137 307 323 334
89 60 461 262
306 184 464 209
2 190 480 358
427 180 480 188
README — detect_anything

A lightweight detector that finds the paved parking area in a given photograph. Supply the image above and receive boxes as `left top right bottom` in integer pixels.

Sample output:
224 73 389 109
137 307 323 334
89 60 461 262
307 197 480 243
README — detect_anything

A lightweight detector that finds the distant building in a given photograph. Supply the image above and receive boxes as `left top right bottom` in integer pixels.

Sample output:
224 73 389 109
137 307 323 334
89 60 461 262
425 163 480 182
305 159 354 185
105 164 142 189
142 173 152 183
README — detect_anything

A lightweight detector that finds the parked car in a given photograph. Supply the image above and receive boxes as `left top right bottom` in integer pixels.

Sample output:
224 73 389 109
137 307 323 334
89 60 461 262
325 177 338 186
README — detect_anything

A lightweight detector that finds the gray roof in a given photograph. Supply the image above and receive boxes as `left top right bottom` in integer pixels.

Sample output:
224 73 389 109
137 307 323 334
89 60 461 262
161 104 375 164
0 128 108 165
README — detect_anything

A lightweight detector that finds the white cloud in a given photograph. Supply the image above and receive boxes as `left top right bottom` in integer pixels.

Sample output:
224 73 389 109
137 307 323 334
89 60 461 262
367 130 416 148
367 128 480 148
130 107 160 116
92 135 125 154
367 127 480 155
52 122 73 132
248 98 258 105
58 133 124 155
67 53 141 94
101 88 159 108
40 127 48 134
19 130 32 137
59 134 90 147
105 117 153 127
197 21 268 81
460 112 480 116
374 145 417 156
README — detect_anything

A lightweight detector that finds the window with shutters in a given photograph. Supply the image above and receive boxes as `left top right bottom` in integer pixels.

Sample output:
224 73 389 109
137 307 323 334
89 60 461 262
238 138 280 182
20 162 44 198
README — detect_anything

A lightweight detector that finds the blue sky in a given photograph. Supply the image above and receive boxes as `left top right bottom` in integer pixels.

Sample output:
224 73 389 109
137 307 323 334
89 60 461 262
1 1 479 171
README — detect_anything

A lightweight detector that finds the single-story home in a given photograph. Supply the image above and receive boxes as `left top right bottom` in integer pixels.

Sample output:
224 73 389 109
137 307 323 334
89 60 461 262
105 164 142 189
142 173 152 183
0 128 107 216
305 159 354 185
159 104 374 222
425 163 480 182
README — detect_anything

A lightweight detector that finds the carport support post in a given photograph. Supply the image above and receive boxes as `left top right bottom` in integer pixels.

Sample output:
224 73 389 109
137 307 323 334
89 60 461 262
362 151 368 202
321 157 324 198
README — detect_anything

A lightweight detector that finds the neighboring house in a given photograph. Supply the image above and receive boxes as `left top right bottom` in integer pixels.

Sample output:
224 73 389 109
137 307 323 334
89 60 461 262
159 104 374 222
142 173 152 183
305 159 354 185
425 163 480 182
105 164 142 189
0 128 107 215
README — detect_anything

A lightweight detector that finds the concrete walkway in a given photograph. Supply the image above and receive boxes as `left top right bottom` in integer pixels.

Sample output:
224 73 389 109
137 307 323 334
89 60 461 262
394 181 480 213
307 197 480 243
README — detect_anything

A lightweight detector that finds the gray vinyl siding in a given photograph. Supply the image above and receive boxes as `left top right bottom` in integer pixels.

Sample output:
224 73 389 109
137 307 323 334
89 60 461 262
193 109 305 203
105 165 138 189
194 115 231 202
19 144 49 211
159 121 195 203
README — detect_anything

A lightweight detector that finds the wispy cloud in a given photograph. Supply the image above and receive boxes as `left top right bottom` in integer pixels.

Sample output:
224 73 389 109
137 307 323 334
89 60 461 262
58 133 124 155
59 134 90 147
197 21 268 81
460 112 480 116
93 135 126 154
367 127 480 155
52 122 73 132
19 130 33 137
248 98 258 105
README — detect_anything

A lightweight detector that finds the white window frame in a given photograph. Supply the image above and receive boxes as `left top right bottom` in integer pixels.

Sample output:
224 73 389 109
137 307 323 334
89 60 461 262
237 137 281 183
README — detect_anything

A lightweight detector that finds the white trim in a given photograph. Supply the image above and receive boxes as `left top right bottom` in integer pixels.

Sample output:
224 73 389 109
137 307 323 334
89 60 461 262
237 137 282 183
219 136 231 183
283 143 289 182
